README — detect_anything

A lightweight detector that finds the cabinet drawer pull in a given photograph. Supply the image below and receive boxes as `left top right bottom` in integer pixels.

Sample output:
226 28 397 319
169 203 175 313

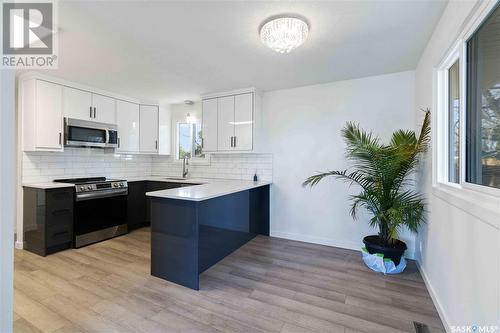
51 191 71 200
52 231 69 237
52 209 71 216
90 106 93 118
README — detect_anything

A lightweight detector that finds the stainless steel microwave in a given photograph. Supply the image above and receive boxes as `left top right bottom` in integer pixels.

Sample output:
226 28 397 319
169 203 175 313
65 118 118 148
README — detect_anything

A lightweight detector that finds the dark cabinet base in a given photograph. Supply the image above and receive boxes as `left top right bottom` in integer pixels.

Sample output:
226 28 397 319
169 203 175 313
23 187 74 257
150 185 270 290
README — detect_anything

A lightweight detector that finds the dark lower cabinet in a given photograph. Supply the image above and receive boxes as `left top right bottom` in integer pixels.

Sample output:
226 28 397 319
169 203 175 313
23 181 197 256
127 181 147 231
127 181 197 230
23 187 74 256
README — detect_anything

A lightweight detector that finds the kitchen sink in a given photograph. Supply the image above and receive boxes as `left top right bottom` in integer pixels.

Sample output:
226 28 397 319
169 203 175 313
164 177 189 181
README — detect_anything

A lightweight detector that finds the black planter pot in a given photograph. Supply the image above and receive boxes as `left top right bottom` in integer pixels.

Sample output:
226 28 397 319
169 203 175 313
363 235 407 266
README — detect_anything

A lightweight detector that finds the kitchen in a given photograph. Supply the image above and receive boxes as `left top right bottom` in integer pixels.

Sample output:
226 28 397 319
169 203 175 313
19 71 272 289
1 1 497 332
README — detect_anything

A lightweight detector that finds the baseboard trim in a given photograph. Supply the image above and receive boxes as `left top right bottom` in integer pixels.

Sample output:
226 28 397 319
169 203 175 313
269 230 416 259
416 260 451 333
270 230 359 251
15 240 23 249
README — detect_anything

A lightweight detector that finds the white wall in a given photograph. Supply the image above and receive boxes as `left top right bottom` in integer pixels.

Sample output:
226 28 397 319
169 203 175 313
262 71 417 256
0 70 16 333
414 1 500 330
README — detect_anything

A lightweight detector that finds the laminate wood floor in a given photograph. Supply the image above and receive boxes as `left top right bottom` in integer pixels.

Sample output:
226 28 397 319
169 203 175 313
14 228 445 333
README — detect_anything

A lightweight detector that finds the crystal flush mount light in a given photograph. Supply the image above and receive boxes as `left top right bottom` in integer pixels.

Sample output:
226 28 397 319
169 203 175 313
260 16 309 53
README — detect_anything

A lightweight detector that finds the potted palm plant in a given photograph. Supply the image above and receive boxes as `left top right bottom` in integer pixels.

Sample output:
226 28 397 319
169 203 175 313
303 110 430 266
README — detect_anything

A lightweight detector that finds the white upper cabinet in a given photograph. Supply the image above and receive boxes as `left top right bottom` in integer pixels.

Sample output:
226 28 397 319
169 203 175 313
158 106 172 155
217 96 235 151
63 87 92 121
63 87 117 124
116 100 140 153
19 72 164 154
21 79 64 152
202 88 257 153
201 99 218 152
34 80 64 151
139 105 159 153
93 94 116 124
234 93 253 151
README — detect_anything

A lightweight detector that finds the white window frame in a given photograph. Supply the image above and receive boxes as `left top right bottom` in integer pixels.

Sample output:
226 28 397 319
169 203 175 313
172 112 210 165
433 0 500 229
435 41 462 190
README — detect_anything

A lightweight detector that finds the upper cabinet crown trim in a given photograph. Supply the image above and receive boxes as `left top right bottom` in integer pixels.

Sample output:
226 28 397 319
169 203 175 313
201 87 258 100
18 72 159 106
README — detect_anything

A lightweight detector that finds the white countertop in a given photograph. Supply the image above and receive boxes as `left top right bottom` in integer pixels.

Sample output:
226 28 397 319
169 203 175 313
145 179 271 201
22 182 75 189
23 177 271 200
22 176 207 189
126 176 209 184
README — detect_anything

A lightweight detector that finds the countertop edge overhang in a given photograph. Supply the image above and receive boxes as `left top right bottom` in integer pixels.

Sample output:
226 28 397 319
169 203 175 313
145 180 272 201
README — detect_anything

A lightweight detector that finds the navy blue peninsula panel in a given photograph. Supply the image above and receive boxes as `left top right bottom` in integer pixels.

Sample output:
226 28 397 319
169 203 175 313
150 184 270 290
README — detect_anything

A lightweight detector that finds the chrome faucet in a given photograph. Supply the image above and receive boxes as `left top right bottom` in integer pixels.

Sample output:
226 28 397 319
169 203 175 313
182 156 189 178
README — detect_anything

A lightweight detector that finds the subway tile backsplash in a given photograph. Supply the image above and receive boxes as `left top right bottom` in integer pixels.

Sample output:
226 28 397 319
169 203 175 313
22 148 153 183
22 148 273 183
151 154 273 182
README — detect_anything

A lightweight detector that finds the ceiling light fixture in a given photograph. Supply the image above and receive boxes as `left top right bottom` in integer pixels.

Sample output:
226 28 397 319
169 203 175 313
260 16 309 53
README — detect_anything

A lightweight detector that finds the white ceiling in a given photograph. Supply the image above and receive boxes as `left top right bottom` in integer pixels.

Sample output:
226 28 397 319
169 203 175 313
34 0 447 104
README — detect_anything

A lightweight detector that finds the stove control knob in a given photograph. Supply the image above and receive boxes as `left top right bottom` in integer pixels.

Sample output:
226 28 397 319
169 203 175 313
120 183 124 187
87 185 92 190
79 186 85 191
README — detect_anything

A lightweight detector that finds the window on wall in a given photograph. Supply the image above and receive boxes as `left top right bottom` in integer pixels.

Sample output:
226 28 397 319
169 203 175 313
448 60 461 184
437 3 500 195
466 4 500 190
176 121 205 160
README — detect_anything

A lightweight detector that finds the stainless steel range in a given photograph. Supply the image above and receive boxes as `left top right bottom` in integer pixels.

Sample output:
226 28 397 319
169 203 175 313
54 177 128 248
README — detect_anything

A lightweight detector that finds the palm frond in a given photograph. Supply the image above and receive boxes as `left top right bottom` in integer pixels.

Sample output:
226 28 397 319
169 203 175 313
390 130 417 148
416 109 431 154
302 170 373 190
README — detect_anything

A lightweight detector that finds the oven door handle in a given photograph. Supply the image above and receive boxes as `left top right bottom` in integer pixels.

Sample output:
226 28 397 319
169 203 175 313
76 189 128 201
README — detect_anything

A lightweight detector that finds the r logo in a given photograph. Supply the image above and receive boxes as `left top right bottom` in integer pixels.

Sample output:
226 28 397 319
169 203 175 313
2 2 53 54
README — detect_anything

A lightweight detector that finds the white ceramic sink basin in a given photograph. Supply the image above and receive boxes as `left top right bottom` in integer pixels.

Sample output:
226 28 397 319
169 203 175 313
164 177 189 181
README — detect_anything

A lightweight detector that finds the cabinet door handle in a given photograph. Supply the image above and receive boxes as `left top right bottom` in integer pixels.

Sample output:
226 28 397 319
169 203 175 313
230 136 233 147
52 209 71 216
118 138 120 148
59 132 62 145
201 138 204 148
93 107 96 119
234 136 237 148
90 106 92 118
53 231 69 237
155 140 158 150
